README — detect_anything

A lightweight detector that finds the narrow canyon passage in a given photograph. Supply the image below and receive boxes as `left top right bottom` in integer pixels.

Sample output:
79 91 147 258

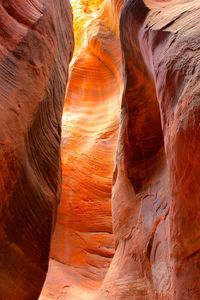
40 1 200 299
40 1 123 299
1 1 199 299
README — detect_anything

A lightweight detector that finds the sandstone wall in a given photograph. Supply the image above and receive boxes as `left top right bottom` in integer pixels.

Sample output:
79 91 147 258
97 1 200 299
0 1 73 298
51 0 123 284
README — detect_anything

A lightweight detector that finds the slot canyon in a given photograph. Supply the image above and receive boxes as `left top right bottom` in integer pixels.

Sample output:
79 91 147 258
0 0 200 300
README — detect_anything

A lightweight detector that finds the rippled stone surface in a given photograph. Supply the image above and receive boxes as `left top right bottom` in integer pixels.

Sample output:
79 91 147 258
97 1 200 299
0 1 73 298
41 0 123 299
6 0 198 299
52 0 123 284
42 0 200 299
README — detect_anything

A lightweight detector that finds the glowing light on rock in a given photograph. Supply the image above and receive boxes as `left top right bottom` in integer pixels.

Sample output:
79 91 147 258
41 0 123 298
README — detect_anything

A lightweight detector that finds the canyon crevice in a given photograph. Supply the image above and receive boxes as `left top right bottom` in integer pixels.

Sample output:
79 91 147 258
41 0 124 298
0 0 200 300
42 1 200 299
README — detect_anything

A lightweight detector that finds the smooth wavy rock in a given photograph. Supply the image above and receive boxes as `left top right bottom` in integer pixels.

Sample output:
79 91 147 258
53 0 123 280
41 0 123 299
96 1 200 299
0 1 73 299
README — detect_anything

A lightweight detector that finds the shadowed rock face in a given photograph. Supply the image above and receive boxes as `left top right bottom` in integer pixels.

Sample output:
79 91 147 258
40 1 124 299
41 0 200 299
97 1 200 299
0 1 74 299
1 0 199 299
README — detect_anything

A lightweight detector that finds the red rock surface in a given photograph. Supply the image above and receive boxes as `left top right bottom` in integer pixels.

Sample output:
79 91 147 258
42 1 200 299
97 1 200 299
0 1 73 299
41 0 123 299
42 0 200 300
1 0 199 299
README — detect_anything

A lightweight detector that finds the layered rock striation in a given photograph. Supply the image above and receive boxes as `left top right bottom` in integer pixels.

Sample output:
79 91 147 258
1 0 199 299
0 1 73 299
51 0 123 284
97 1 200 299
42 0 200 299
41 0 124 298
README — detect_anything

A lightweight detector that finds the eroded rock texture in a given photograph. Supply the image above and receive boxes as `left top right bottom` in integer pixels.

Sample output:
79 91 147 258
52 0 123 282
0 1 73 299
41 0 123 299
41 0 200 299
97 1 200 299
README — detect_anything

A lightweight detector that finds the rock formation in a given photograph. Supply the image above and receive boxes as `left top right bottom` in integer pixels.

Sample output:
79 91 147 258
97 1 200 299
42 0 200 300
0 1 73 299
42 0 200 299
1 0 199 299
41 0 124 299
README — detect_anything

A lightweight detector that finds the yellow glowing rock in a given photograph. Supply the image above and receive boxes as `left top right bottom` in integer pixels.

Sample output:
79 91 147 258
48 0 123 293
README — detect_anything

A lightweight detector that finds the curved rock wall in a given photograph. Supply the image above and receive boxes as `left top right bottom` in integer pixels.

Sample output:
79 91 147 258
38 1 125 299
4 0 198 299
0 1 73 299
51 0 123 283
97 1 200 299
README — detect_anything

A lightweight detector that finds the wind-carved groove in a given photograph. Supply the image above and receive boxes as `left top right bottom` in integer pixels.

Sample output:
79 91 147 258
120 0 164 193
2 0 43 26
0 1 73 299
46 1 124 297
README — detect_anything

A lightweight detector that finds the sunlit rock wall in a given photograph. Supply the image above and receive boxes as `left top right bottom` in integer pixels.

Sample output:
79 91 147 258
0 1 73 299
41 0 200 299
51 0 123 284
97 0 200 299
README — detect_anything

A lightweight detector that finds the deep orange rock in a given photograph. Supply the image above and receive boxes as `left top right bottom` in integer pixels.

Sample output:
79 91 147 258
40 0 200 299
41 1 123 299
0 1 73 299
51 0 123 281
